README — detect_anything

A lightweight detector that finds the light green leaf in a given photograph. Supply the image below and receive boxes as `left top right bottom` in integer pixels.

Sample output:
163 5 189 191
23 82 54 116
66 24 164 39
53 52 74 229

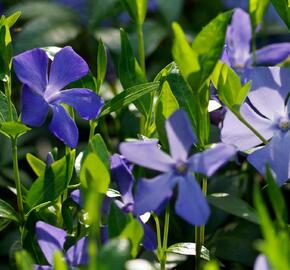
0 91 18 122
249 0 270 29
120 218 144 258
6 11 21 28
121 0 147 25
203 261 220 270
0 198 19 223
15 250 34 270
26 153 46 177
100 82 159 117
155 80 179 149
0 17 12 78
208 193 259 224
53 251 68 270
80 152 110 193
212 61 251 112
26 151 76 209
0 121 31 139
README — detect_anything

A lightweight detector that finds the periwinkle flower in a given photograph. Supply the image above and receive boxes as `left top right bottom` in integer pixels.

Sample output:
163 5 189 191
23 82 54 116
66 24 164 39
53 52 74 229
222 67 290 151
223 8 290 71
120 110 236 226
248 132 290 186
35 221 88 269
254 254 270 270
13 46 104 148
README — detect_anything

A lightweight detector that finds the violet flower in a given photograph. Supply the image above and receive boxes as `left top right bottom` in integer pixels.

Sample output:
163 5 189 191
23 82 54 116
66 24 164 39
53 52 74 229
13 46 104 148
35 221 88 269
254 254 271 270
222 67 290 151
248 132 290 186
223 8 290 71
120 110 236 226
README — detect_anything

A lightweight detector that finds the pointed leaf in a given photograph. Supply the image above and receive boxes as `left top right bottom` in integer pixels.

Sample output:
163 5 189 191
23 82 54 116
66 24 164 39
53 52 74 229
0 121 31 139
0 198 19 223
26 153 46 177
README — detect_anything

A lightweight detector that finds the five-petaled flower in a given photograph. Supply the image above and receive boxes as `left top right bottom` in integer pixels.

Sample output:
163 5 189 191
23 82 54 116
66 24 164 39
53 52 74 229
222 67 290 151
13 46 104 148
120 110 236 226
35 221 88 270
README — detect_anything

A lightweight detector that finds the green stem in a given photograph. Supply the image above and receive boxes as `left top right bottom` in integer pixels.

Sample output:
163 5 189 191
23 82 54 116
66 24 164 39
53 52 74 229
160 205 170 270
11 138 24 225
234 111 268 145
4 77 13 121
137 23 146 73
152 213 162 261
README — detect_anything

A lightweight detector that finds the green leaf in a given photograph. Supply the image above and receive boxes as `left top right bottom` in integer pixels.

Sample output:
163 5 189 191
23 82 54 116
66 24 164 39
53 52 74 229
265 166 288 227
100 82 159 117
119 29 151 117
155 80 179 149
26 153 46 177
0 17 12 79
212 61 251 112
0 198 19 223
191 10 233 87
249 0 270 29
167 242 210 261
120 218 144 258
208 193 259 224
203 261 220 270
97 39 107 90
6 11 22 28
88 134 110 170
0 121 31 139
0 91 18 122
108 203 130 238
98 239 130 270
270 0 290 29
80 152 110 193
15 250 34 270
53 251 68 270
26 151 76 209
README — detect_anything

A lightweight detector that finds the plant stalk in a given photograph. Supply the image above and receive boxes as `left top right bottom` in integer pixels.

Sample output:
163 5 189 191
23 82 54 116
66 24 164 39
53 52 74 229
136 23 146 73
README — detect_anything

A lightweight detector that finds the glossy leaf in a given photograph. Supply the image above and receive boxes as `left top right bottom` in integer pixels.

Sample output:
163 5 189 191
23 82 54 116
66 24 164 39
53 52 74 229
26 153 46 177
208 193 259 224
80 152 110 193
211 61 251 112
120 218 144 257
167 242 210 260
100 82 159 117
0 198 19 223
155 80 179 149
0 121 31 139
26 151 76 209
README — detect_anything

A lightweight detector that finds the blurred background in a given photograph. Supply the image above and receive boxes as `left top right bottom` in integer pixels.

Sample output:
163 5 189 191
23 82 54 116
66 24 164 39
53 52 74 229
0 1 289 269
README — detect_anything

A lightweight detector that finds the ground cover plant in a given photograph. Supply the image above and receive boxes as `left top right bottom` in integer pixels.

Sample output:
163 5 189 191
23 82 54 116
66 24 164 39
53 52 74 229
0 0 290 269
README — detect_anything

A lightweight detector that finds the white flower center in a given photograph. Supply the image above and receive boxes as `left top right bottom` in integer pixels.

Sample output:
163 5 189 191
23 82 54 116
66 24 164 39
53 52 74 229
278 118 290 131
174 160 188 175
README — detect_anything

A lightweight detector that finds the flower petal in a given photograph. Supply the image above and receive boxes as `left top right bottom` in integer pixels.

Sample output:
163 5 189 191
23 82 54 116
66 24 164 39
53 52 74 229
141 223 157 251
36 221 67 265
47 46 89 93
52 88 104 120
249 43 290 67
254 255 270 270
120 141 174 172
221 104 276 150
66 237 88 266
48 104 78 148
175 174 210 226
110 154 134 209
133 173 177 216
189 143 236 177
230 8 251 67
21 85 49 127
248 133 290 186
13 48 48 94
34 265 52 270
70 189 83 207
165 109 197 161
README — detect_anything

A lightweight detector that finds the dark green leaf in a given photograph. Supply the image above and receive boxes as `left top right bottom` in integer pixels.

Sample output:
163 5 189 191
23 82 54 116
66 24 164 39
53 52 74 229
0 198 19 222
0 121 31 139
208 193 259 224
100 82 159 117
270 0 290 29
121 0 147 25
98 239 130 270
108 203 130 238
97 39 107 89
0 91 18 122
167 242 210 260
26 153 46 177
26 151 76 209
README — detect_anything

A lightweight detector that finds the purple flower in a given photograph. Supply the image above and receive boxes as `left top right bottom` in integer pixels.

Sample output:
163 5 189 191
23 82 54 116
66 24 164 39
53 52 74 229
222 67 290 151
120 110 236 226
13 46 104 148
35 221 88 269
223 9 290 70
248 132 290 186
